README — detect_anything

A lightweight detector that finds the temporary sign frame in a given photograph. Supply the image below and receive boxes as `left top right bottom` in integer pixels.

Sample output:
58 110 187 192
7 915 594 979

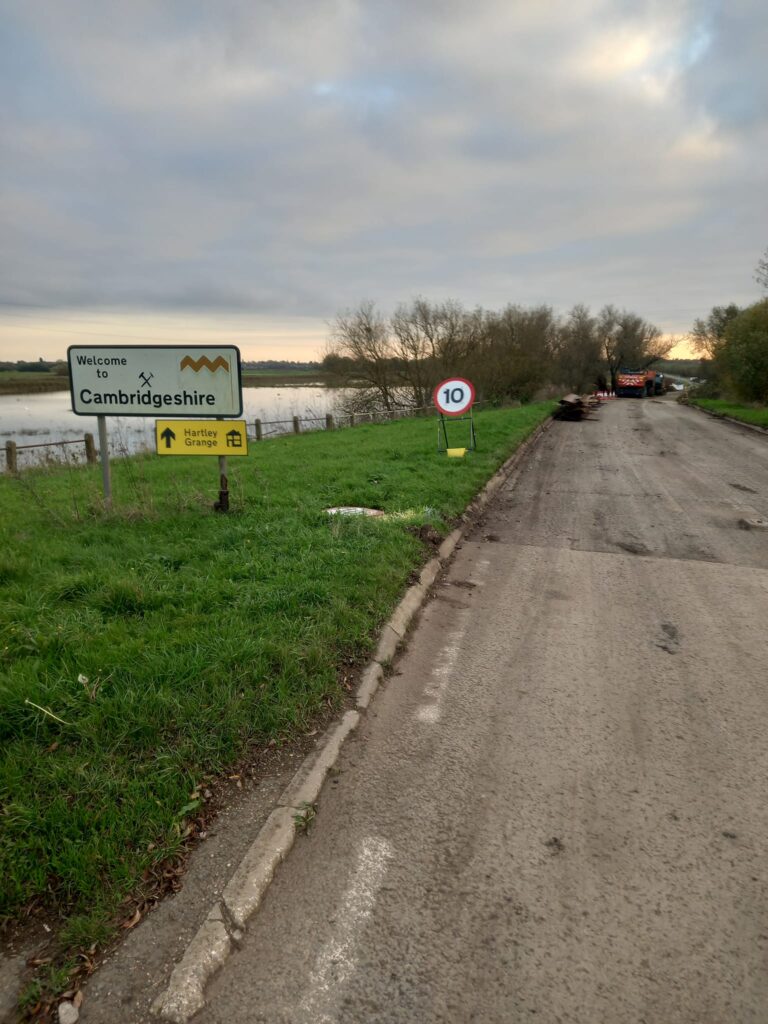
437 410 477 455
433 377 477 454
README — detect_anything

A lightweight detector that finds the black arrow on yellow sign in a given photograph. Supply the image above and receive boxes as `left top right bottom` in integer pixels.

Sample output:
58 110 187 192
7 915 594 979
160 427 176 449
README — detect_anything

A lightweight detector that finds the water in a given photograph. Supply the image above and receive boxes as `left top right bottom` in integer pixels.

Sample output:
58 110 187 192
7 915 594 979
0 386 349 467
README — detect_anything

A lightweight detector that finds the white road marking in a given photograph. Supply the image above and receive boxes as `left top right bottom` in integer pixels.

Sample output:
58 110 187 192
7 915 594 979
416 631 463 723
415 557 491 723
298 836 394 1023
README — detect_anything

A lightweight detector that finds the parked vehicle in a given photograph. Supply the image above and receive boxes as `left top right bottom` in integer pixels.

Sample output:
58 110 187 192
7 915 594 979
615 369 647 397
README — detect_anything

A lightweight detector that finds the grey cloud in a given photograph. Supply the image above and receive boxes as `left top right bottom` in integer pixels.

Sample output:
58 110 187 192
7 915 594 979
0 0 766 337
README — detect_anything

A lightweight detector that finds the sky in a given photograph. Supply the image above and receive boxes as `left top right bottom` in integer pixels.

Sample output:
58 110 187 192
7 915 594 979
1 0 766 362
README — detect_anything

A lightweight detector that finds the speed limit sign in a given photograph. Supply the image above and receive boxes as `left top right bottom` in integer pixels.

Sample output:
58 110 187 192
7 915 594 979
433 378 475 417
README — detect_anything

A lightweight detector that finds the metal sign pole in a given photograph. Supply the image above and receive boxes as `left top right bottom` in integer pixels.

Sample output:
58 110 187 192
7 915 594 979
97 414 112 509
215 416 229 512
217 454 229 512
438 413 450 452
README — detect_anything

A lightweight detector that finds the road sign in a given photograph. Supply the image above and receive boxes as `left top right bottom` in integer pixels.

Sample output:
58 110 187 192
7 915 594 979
155 420 249 456
433 378 475 417
68 345 242 417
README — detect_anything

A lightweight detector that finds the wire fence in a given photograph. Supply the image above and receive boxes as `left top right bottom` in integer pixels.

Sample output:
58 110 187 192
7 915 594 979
4 401 497 472
251 401 491 440
5 434 97 473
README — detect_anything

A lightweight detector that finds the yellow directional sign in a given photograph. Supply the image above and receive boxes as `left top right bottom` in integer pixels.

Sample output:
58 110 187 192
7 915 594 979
155 420 249 456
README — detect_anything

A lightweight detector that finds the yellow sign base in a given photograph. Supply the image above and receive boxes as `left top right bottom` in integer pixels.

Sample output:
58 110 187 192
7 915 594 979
447 447 467 458
155 420 248 456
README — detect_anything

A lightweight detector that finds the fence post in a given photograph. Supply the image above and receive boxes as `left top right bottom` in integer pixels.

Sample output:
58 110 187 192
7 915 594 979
325 413 334 431
349 413 356 428
254 418 262 441
292 416 300 434
5 441 17 474
84 433 97 464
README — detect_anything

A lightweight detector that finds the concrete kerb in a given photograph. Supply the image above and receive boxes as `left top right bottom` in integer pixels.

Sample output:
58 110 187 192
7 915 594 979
151 413 553 1022
356 662 384 711
277 711 360 813
418 557 441 590
220 807 297 930
151 906 231 1023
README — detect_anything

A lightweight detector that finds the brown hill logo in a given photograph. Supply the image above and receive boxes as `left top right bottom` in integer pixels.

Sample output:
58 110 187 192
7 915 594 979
179 355 230 373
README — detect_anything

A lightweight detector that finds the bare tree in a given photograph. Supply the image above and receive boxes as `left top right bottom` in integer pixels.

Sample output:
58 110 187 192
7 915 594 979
474 305 556 402
325 297 669 410
598 305 669 389
554 304 602 392
390 299 470 408
326 301 398 411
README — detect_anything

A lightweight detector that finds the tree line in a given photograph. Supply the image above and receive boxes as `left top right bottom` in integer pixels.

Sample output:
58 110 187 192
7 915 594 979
690 248 768 403
0 358 68 374
323 299 670 411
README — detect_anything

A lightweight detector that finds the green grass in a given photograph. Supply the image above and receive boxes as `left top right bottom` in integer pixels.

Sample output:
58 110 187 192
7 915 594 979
241 369 326 387
0 371 69 395
0 404 552 953
687 398 768 429
242 368 318 376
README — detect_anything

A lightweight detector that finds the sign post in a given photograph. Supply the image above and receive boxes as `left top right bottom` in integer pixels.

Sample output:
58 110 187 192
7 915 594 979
68 345 243 509
433 377 476 455
217 417 228 513
218 450 229 513
97 414 112 509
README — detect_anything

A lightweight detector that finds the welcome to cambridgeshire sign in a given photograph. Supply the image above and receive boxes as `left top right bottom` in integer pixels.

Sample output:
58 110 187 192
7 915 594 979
67 345 243 417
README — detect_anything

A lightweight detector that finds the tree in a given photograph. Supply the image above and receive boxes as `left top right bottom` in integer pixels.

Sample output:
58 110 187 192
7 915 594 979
326 301 399 410
554 304 602 393
473 305 556 402
390 298 472 408
690 304 741 359
721 300 768 402
756 248 768 291
598 305 669 389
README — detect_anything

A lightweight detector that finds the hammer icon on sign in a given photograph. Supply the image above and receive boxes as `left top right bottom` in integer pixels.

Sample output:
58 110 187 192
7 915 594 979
139 371 154 389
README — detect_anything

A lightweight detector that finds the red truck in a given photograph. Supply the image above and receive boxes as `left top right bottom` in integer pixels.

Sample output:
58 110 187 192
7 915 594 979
615 369 647 397
615 368 665 397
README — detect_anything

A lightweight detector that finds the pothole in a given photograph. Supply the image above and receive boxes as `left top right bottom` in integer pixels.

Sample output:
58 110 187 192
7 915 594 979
737 518 768 530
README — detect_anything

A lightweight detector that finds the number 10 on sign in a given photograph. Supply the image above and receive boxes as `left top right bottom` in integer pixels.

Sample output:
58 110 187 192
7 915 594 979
434 378 475 416
433 377 477 453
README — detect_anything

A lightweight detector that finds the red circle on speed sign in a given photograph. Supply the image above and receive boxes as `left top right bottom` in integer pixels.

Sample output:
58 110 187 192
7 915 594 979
433 378 475 417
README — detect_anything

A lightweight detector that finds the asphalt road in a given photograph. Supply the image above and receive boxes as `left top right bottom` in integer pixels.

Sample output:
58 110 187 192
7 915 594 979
200 398 768 1022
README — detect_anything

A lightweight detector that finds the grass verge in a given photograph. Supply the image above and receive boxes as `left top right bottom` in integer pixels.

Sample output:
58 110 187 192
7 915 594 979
686 398 768 429
0 403 552 1002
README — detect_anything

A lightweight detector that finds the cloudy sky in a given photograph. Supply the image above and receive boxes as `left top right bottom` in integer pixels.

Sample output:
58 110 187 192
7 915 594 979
1 0 766 361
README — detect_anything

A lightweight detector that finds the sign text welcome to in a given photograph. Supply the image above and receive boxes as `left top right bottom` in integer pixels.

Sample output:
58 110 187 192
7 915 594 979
67 346 243 417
